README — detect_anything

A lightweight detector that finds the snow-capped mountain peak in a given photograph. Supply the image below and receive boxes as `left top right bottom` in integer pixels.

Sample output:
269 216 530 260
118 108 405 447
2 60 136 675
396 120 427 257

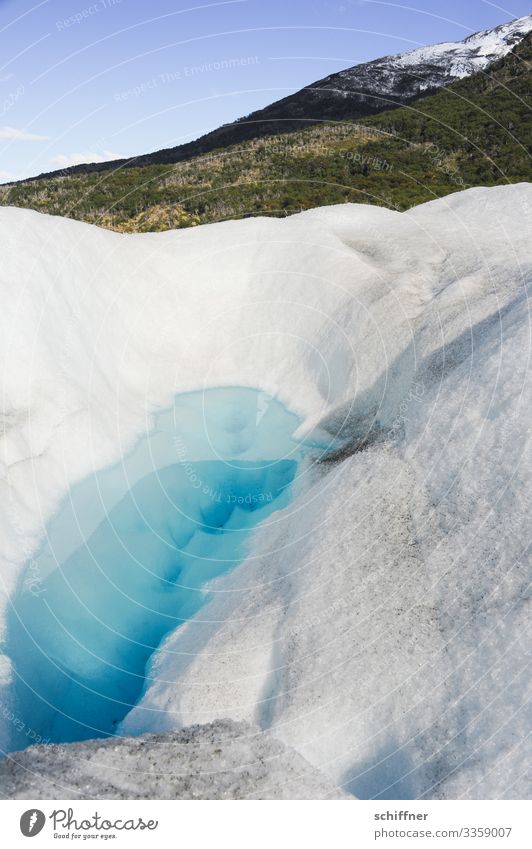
394 13 532 78
327 13 532 100
17 14 532 181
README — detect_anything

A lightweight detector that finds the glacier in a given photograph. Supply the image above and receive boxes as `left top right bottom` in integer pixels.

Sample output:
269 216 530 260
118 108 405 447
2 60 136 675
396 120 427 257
0 183 531 799
326 13 532 100
6 387 306 747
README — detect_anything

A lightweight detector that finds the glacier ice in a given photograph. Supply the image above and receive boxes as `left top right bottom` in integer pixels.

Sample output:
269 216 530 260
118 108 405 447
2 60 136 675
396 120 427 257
7 388 306 746
0 719 349 799
0 183 531 799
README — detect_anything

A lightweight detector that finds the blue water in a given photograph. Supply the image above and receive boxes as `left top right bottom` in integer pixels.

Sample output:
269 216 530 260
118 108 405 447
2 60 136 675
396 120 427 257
7 388 305 749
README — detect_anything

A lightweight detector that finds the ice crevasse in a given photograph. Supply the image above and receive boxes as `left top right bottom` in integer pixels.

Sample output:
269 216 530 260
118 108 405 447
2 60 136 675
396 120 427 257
0 184 531 799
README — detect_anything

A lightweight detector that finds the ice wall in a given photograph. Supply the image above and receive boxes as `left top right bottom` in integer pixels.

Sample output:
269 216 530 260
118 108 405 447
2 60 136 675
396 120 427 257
7 388 305 747
1 185 531 798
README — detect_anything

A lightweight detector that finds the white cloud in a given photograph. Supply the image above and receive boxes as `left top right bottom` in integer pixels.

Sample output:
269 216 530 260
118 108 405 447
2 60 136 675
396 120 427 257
0 170 16 181
50 150 125 168
0 126 49 141
0 73 14 83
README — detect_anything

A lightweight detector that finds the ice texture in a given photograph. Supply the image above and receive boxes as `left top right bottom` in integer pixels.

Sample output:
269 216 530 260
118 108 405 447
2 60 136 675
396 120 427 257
6 388 304 747
0 720 349 799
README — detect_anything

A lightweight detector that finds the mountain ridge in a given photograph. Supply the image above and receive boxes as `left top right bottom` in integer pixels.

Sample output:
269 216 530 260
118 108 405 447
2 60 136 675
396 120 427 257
11 12 532 184
2 29 530 231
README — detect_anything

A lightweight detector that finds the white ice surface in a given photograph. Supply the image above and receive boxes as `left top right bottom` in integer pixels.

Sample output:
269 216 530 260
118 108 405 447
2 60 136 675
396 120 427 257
1 184 531 797
0 719 348 799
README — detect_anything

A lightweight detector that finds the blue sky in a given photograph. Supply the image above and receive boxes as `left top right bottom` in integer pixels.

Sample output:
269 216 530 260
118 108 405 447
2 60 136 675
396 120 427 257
0 0 530 181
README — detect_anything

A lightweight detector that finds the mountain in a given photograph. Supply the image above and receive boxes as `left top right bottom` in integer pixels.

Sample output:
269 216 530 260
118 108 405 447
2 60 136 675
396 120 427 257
224 12 532 132
343 11 532 92
14 13 532 182
2 30 530 230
